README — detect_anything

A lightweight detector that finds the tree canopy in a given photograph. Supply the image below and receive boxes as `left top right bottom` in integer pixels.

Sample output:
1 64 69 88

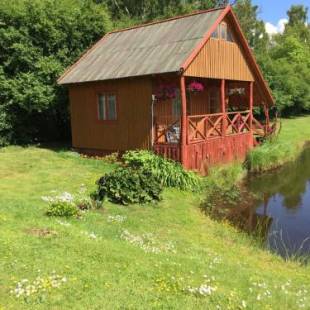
257 4 310 115
0 0 111 145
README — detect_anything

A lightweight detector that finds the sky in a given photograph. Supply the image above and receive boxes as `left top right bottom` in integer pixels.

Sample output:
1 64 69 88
251 0 310 35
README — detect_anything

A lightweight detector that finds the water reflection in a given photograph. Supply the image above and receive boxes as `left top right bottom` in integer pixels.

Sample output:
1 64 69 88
246 147 310 258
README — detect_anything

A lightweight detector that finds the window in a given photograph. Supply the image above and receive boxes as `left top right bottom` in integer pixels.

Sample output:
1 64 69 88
211 22 234 42
98 94 117 120
211 27 219 39
221 23 227 40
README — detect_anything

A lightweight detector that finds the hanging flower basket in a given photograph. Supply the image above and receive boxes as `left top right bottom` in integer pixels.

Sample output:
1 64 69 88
187 81 204 93
155 84 177 101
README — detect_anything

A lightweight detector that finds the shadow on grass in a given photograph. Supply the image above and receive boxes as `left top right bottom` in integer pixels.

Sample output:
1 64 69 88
37 141 72 153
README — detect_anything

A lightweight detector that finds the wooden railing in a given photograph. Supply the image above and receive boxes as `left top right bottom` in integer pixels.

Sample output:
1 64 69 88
226 111 251 135
187 113 224 143
154 111 273 146
154 118 180 144
187 111 252 144
252 116 277 138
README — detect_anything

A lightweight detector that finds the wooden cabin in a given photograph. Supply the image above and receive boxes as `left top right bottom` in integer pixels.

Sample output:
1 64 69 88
58 6 275 171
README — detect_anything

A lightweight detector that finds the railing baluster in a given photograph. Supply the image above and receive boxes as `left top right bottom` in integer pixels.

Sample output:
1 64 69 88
185 110 252 144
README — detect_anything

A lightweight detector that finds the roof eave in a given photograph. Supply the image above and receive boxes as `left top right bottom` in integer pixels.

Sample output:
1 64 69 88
58 71 181 86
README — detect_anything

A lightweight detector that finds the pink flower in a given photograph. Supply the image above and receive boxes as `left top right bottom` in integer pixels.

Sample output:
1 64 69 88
188 81 204 92
155 83 177 100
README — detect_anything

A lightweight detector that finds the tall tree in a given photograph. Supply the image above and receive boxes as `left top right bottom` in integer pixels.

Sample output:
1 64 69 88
233 0 269 51
285 5 310 43
101 0 229 21
261 5 310 115
0 0 111 145
287 5 308 27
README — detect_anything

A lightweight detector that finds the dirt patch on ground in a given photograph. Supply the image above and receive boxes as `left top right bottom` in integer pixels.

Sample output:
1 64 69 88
25 228 58 238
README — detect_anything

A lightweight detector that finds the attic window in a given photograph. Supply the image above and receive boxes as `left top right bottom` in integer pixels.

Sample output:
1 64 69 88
221 23 227 40
211 22 234 42
211 27 219 39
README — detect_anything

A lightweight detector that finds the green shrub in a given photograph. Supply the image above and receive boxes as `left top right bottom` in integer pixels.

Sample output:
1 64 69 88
46 201 79 217
200 183 243 222
75 197 101 210
94 167 163 205
122 150 201 191
75 186 103 210
42 190 101 216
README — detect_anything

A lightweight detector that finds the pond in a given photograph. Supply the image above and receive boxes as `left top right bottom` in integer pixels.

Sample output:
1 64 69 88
205 147 310 259
244 147 310 259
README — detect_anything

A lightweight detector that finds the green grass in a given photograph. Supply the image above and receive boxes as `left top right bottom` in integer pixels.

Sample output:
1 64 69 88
247 116 310 172
1 117 310 309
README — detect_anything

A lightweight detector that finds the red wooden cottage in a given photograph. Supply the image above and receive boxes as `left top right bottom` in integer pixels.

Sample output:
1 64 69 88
58 5 275 171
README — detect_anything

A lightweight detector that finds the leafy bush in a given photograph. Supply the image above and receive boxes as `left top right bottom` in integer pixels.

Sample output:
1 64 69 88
75 185 103 210
46 200 79 217
42 189 102 217
94 167 163 205
202 184 242 212
122 150 201 191
75 196 98 210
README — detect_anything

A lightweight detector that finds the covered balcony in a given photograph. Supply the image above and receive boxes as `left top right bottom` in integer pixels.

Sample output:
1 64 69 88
152 75 272 171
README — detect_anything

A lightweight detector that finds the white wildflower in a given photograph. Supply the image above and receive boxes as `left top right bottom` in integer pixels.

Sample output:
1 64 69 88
107 215 127 223
11 273 67 299
82 231 99 240
186 284 217 296
58 192 74 203
56 220 71 227
120 229 176 254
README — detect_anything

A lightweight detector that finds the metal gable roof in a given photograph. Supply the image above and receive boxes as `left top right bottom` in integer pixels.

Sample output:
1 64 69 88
58 8 224 85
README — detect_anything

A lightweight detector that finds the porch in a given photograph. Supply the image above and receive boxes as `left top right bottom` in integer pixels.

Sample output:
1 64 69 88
152 76 272 171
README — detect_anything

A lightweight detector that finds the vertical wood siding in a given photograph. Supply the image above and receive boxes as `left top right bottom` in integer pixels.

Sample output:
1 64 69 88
184 39 254 81
188 90 210 115
153 133 254 172
69 77 152 152
185 133 253 171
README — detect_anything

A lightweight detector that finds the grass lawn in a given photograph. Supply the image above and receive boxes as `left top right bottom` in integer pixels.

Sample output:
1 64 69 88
1 116 310 309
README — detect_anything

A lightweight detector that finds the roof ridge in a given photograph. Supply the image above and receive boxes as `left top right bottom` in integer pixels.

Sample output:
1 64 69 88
108 6 226 35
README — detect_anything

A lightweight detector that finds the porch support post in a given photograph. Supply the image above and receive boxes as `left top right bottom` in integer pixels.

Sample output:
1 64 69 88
180 75 187 167
220 79 226 136
249 81 254 131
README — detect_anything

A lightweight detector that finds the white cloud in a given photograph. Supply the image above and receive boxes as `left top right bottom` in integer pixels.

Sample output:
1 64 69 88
265 18 288 36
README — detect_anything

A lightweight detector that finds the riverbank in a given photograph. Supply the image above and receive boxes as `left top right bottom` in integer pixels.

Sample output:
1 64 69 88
0 116 310 309
246 116 310 173
204 116 310 196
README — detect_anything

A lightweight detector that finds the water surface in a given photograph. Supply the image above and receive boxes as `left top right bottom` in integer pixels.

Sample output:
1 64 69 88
245 147 310 258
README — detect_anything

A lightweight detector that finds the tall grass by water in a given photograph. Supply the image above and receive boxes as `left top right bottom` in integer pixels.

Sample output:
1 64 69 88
246 117 310 172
